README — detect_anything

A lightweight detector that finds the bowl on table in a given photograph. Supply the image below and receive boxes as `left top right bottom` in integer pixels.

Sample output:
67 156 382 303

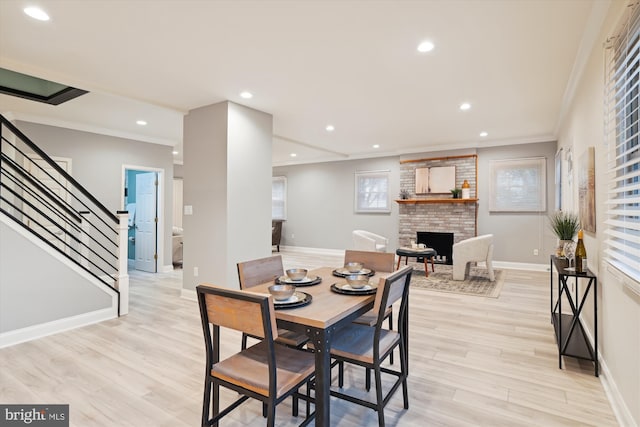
345 274 369 289
285 268 308 281
268 284 296 301
345 262 364 273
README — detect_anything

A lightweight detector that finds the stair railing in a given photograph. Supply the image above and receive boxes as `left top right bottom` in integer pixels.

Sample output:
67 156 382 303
0 114 128 315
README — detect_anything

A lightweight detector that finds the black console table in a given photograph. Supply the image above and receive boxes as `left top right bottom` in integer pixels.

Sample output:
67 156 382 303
550 256 598 376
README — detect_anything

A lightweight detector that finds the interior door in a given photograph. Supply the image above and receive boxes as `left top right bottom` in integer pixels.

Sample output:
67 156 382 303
134 172 158 272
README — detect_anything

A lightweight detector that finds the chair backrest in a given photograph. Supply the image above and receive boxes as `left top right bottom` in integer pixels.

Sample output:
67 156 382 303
372 265 412 322
237 255 284 289
197 284 278 340
344 250 395 272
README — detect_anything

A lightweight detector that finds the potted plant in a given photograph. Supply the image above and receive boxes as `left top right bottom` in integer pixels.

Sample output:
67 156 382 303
450 188 462 199
549 211 579 256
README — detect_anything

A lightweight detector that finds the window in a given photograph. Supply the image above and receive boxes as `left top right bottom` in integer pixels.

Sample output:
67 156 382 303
489 158 546 212
272 176 287 220
604 3 640 283
354 170 390 213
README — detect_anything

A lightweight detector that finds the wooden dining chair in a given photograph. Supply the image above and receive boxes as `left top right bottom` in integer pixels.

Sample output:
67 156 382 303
344 250 395 366
237 255 308 349
329 265 412 427
197 284 315 427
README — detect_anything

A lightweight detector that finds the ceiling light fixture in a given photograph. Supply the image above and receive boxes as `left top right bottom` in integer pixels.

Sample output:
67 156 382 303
290 153 297 157
24 6 50 21
373 144 380 148
417 41 434 53
136 120 147 126
172 150 179 155
325 125 335 132
479 131 488 137
459 102 471 111
240 91 253 99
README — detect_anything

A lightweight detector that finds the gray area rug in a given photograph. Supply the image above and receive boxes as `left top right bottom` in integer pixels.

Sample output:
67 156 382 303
409 263 505 298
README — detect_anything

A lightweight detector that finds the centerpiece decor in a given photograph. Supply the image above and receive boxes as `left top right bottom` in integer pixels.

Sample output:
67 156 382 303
549 210 580 257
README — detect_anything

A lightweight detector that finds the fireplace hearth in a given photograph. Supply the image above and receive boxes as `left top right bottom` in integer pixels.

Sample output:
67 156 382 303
417 231 454 265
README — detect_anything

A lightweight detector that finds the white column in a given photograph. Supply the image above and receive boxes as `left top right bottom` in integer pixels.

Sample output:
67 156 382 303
116 212 129 315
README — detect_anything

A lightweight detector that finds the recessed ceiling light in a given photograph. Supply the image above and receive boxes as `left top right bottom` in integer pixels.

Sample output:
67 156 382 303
325 125 335 132
136 120 147 126
290 153 297 157
373 144 380 148
24 6 50 21
172 150 179 155
479 131 488 137
459 103 471 111
240 91 253 99
417 41 434 53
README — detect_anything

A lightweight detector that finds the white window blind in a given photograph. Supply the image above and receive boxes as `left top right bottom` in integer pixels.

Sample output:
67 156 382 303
604 1 640 282
272 176 287 220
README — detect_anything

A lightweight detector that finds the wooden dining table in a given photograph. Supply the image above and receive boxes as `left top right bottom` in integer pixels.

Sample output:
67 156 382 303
253 266 391 427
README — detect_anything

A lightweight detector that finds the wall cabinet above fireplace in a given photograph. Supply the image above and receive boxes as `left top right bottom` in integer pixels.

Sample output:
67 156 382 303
395 198 478 204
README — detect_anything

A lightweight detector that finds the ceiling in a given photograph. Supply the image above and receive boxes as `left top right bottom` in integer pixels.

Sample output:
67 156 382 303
0 0 606 166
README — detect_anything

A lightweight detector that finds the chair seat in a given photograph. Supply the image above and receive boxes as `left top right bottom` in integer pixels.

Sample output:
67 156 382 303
352 307 392 327
211 341 315 398
329 324 400 365
276 328 309 347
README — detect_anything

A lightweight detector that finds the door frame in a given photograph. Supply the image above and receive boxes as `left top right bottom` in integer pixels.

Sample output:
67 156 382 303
120 165 166 273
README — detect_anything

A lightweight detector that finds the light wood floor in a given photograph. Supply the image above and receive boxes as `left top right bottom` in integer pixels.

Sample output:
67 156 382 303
0 250 618 426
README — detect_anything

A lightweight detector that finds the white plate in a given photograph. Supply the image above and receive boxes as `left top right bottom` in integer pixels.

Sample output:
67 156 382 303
342 283 373 291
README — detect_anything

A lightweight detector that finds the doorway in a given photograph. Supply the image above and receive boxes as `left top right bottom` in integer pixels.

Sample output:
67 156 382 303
123 167 162 273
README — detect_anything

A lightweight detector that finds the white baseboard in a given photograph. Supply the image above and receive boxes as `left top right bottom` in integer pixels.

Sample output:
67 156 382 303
160 264 174 273
599 356 637 427
279 245 345 257
490 261 549 272
0 307 117 349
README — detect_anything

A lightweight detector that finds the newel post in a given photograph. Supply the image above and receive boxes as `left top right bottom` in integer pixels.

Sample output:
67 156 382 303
116 211 130 315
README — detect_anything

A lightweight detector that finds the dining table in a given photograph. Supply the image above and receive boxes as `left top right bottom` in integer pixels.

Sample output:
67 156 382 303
253 266 391 427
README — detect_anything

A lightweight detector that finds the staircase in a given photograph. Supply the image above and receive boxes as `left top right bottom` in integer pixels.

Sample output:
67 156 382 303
0 114 128 347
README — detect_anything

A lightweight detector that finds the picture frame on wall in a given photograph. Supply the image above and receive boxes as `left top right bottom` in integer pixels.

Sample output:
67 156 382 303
555 148 562 211
578 147 596 232
415 166 456 194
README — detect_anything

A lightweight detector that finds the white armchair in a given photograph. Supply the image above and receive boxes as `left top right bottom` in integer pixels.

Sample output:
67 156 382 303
452 234 495 281
352 230 388 252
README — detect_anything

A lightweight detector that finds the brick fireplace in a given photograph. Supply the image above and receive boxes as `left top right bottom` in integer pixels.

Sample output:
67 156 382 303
397 154 478 254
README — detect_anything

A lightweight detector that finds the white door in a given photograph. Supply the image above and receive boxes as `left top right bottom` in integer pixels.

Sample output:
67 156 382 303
134 172 157 272
24 156 72 253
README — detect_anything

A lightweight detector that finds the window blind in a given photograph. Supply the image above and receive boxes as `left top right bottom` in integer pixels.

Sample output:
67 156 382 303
272 176 287 220
604 1 640 282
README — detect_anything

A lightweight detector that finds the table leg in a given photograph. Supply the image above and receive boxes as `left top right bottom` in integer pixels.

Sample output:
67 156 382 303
312 327 332 427
396 257 401 270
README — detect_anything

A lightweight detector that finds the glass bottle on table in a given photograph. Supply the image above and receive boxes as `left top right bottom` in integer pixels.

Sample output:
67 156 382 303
575 229 588 273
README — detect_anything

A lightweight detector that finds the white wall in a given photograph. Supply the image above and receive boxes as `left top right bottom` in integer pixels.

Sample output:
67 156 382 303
0 219 114 333
556 1 639 425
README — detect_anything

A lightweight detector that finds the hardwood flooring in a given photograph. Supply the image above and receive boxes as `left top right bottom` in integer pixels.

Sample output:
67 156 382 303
0 250 618 426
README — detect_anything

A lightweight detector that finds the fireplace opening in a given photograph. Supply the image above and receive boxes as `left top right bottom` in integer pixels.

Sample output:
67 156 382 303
417 231 454 265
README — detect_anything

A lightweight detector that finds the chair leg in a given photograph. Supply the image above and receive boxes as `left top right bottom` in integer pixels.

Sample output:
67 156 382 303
374 365 385 427
292 391 299 416
266 403 276 427
241 333 248 350
338 361 344 388
212 381 220 427
202 378 212 427
401 340 409 409
366 367 371 391
388 312 394 365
